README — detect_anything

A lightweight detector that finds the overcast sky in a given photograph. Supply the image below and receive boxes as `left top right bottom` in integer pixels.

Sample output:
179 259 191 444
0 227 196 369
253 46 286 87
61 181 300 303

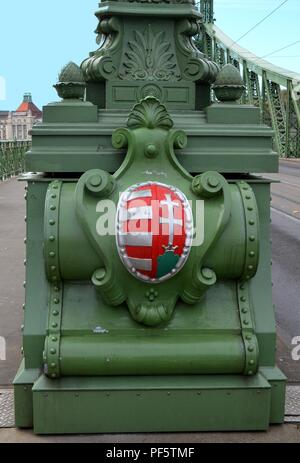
1 0 299 110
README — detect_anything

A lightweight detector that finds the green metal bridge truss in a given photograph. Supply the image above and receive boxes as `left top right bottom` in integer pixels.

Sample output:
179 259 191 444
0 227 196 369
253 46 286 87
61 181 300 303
0 141 30 181
198 0 300 158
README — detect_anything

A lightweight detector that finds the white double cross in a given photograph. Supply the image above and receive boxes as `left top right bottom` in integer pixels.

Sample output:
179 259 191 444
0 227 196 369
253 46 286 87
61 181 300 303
160 194 182 248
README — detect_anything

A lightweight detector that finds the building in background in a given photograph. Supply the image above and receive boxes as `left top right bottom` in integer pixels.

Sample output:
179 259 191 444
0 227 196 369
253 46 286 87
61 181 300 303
0 93 42 141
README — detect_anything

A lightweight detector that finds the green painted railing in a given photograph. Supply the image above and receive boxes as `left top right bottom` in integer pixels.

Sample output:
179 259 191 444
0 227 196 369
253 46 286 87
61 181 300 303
199 0 300 158
0 141 31 181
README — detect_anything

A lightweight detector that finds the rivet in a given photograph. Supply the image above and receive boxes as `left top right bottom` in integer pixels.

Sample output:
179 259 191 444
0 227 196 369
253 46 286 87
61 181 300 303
243 320 249 325
248 346 254 352
24 238 27 244
49 251 55 258
50 205 56 211
52 322 58 328
245 195 251 200
248 265 254 271
247 207 253 211
53 298 60 304
240 296 246 302
22 304 25 310
51 363 56 368
249 236 255 242
21 325 24 331
246 335 252 341
242 308 248 314
249 220 255 226
249 251 255 257
52 276 58 282
51 336 57 342
51 374 57 378
51 194 57 199
54 286 59 292
21 347 24 355
23 281 26 288
49 220 55 226
53 185 58 190
51 266 56 272
50 348 56 355
52 310 59 316
248 371 253 376
24 216 27 222
249 360 255 366
24 259 26 266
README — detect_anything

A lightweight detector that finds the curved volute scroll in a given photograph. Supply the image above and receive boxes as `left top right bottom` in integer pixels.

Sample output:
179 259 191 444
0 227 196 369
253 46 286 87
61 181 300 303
175 18 219 83
81 16 122 82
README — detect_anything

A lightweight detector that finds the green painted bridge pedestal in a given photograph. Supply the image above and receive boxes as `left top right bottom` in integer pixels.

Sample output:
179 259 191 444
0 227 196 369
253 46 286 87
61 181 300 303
14 0 286 434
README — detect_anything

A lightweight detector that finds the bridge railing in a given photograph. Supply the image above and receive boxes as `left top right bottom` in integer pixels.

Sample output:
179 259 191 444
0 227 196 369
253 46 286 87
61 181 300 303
0 141 31 181
198 1 300 158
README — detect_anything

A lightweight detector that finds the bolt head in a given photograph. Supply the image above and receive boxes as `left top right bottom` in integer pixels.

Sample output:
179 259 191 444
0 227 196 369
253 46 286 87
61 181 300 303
89 175 102 188
207 176 219 188
94 268 106 282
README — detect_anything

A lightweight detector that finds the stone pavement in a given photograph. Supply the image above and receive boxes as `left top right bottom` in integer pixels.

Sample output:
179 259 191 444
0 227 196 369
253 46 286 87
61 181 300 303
0 424 299 443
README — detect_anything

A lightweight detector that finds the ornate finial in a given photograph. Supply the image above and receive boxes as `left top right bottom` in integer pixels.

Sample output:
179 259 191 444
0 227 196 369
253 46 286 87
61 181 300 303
212 64 245 102
54 62 86 100
127 96 174 130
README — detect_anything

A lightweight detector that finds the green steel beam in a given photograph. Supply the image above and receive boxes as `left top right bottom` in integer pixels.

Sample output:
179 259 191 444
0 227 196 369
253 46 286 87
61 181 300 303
199 1 300 157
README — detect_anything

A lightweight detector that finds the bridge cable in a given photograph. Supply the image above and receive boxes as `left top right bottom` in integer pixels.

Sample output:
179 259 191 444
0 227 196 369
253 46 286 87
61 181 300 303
262 40 300 59
231 0 289 46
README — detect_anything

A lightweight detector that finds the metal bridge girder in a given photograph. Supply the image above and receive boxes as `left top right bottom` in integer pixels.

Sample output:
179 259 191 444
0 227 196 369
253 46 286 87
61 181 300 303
199 0 300 157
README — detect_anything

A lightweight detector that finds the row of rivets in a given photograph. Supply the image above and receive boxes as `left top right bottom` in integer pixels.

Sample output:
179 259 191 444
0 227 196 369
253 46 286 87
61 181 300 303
21 185 28 356
44 181 63 379
44 283 63 379
44 181 62 284
237 282 259 376
237 182 259 281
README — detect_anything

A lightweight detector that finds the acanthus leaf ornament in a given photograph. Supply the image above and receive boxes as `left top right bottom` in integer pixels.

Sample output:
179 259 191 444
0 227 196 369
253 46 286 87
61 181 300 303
120 25 180 81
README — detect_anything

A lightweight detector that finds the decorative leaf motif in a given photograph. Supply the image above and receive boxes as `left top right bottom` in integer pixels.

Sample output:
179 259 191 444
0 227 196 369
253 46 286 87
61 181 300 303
120 25 180 81
127 96 174 130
